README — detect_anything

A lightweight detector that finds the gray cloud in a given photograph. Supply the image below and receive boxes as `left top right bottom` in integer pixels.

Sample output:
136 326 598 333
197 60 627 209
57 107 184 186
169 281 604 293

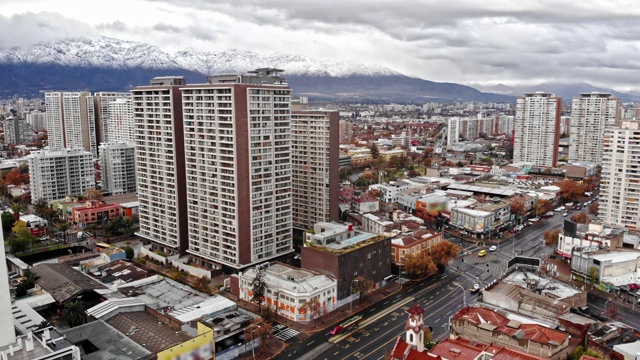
0 12 96 47
5 1 640 90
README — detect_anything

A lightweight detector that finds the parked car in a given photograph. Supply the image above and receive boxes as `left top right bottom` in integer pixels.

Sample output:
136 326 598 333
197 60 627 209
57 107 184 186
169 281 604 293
563 212 569 217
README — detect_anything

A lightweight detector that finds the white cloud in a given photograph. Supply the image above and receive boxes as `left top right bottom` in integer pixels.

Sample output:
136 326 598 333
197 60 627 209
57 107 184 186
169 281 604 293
2 0 640 90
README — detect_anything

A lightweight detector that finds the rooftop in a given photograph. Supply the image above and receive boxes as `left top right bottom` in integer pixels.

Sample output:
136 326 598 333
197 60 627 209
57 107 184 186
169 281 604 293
62 319 151 360
105 312 191 354
503 271 581 301
31 263 108 303
118 275 208 311
453 307 569 345
448 183 515 197
243 262 335 295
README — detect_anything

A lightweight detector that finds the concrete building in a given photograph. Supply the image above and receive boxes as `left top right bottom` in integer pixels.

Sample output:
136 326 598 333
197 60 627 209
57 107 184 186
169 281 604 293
339 120 353 144
302 222 391 299
513 92 562 167
569 92 620 164
25 112 47 130
180 68 293 270
370 181 411 203
94 92 132 144
379 149 407 162
571 250 640 286
99 142 137 195
447 117 460 148
0 235 15 348
3 116 33 145
71 200 123 225
600 120 640 229
106 97 135 143
133 76 188 257
450 199 511 238
28 148 95 203
556 222 623 259
237 262 337 322
45 91 98 157
291 110 339 230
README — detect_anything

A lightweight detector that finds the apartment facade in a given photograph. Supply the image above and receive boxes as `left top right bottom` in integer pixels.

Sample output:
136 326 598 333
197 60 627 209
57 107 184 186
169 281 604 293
513 92 562 167
28 148 95 203
599 120 640 229
3 117 33 145
45 91 98 157
181 69 293 269
133 77 188 256
94 92 132 144
99 142 137 195
569 92 620 164
291 110 339 230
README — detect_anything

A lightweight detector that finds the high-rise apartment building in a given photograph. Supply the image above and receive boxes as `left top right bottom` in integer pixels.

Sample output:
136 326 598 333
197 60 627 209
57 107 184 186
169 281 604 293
339 120 353 144
25 112 47 130
107 98 135 143
447 117 460 148
94 92 132 144
99 142 137 195
133 77 188 256
599 120 640 228
569 92 620 164
45 92 97 157
513 92 562 166
0 235 16 348
291 110 339 230
28 148 95 203
181 69 293 269
3 117 33 145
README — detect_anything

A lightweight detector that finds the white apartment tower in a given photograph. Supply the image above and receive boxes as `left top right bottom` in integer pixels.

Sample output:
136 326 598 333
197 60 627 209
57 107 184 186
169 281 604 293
0 235 16 348
107 98 135 143
25 112 47 130
447 117 460 148
45 92 98 157
513 92 562 167
599 120 640 228
569 92 620 164
3 117 33 145
28 148 95 203
99 142 137 195
181 68 293 269
291 110 340 230
94 92 132 144
133 77 188 256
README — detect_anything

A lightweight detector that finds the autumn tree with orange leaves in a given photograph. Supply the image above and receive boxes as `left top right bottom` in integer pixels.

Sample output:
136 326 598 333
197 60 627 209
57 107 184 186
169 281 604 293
557 180 585 201
570 212 590 224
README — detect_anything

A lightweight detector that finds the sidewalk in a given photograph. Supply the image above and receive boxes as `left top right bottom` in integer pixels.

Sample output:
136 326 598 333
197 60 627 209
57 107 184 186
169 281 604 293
220 281 402 339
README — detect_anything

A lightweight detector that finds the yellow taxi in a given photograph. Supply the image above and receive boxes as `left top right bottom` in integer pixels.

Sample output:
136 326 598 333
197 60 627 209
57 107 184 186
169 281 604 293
478 250 488 257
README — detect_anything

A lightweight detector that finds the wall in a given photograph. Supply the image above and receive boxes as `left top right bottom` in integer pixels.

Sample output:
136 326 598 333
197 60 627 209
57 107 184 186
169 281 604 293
173 257 211 278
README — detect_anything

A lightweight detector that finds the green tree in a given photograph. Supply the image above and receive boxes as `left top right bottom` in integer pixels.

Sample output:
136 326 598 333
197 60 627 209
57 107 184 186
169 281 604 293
61 300 87 328
11 204 21 221
571 345 602 360
33 198 49 219
369 143 379 159
251 267 267 312
588 266 599 287
124 246 135 259
10 221 36 253
1 211 16 232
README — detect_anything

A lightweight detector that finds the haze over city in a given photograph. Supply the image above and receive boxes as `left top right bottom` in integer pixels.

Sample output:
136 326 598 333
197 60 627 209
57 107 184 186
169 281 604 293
2 0 640 91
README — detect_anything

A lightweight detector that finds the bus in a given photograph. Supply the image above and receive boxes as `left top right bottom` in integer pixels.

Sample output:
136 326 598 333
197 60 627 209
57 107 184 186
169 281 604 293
330 315 363 335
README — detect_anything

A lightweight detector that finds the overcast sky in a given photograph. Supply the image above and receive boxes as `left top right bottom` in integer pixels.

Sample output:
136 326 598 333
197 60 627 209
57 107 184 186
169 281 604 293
2 0 640 91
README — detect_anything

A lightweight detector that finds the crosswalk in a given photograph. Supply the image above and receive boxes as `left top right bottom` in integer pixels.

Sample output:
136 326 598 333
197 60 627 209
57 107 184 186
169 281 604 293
272 324 300 341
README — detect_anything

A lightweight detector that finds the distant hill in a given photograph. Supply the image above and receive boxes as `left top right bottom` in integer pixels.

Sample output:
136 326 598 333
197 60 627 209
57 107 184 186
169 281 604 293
471 81 640 102
0 36 513 102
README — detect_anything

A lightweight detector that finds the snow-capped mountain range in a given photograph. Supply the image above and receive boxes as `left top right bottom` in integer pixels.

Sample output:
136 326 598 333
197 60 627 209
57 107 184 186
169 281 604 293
0 36 399 77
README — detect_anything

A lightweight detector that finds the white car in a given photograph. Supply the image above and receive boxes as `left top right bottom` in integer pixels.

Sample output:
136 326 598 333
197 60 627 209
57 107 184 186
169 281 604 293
563 212 569 217
489 245 497 252
471 284 481 293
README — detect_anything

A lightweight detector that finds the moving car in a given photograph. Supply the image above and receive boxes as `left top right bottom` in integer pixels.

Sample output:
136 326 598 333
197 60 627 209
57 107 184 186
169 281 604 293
489 246 497 252
330 315 363 335
563 212 569 217
478 250 488 257
471 284 481 293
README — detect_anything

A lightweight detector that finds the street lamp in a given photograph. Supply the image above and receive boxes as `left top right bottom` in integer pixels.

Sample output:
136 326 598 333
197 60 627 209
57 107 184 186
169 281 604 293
452 282 466 307
250 325 261 360
350 279 360 314
604 299 612 316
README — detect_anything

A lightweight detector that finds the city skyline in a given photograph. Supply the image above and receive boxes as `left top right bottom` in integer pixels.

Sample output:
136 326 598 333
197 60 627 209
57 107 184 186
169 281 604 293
1 1 640 92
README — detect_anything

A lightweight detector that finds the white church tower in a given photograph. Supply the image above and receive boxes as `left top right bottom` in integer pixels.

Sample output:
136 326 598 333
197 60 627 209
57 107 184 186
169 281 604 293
405 303 426 352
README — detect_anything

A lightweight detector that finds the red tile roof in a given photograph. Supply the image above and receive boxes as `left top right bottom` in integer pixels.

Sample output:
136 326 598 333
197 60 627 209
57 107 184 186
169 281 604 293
453 307 568 345
428 338 484 359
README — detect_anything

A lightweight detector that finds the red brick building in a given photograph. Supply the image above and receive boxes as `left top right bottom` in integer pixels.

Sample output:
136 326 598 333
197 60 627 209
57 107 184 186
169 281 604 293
71 200 122 225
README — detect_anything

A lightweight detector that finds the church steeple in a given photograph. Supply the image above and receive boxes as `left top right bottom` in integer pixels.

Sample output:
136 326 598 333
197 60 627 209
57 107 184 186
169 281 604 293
405 303 426 352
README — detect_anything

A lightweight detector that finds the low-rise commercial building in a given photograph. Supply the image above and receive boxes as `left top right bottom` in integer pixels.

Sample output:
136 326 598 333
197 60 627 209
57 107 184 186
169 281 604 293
391 229 443 266
237 262 337 322
71 200 123 225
